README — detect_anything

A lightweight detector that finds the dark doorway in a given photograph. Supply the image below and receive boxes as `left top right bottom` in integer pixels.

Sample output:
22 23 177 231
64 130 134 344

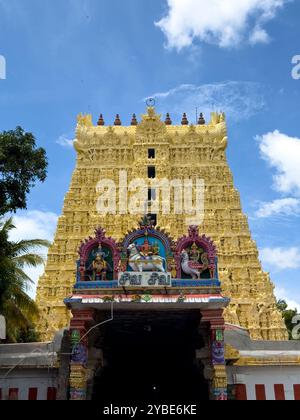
92 310 209 404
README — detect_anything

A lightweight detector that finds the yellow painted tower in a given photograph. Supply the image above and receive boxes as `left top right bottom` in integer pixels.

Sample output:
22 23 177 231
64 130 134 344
36 107 288 341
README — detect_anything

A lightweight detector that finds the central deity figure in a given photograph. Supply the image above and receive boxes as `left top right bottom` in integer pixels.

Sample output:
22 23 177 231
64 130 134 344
189 243 201 263
139 238 159 257
91 255 107 281
127 241 165 272
89 245 111 281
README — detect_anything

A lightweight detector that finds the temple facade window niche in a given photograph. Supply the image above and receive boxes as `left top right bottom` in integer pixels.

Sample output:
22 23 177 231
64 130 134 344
148 148 156 159
148 166 156 179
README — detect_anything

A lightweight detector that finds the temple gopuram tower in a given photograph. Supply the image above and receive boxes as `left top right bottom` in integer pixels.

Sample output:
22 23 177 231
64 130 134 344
36 107 288 342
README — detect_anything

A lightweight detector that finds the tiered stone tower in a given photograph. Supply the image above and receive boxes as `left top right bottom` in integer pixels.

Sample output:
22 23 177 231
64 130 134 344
36 107 288 341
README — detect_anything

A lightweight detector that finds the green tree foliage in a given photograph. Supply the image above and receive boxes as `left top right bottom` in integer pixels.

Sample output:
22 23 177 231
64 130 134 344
0 127 47 215
277 299 300 340
0 218 50 342
16 327 41 343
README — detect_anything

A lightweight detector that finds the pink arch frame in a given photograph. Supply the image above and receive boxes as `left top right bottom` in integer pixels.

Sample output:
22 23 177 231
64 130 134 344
78 228 120 280
175 226 217 278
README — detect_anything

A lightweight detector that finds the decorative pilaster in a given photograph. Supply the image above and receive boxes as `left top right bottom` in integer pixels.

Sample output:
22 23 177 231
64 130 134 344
201 310 228 401
211 365 228 401
69 365 88 400
69 310 95 401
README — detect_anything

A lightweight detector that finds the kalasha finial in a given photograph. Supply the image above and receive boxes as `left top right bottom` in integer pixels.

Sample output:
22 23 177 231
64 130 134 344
114 114 122 126
198 113 206 125
131 113 138 126
181 113 189 125
165 113 172 125
97 114 105 126
146 98 156 107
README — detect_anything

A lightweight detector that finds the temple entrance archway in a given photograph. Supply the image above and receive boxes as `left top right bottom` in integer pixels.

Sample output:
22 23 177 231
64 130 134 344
91 310 210 404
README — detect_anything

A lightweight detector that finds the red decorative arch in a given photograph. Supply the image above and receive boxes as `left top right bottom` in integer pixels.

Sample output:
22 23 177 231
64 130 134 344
175 226 217 278
78 227 120 280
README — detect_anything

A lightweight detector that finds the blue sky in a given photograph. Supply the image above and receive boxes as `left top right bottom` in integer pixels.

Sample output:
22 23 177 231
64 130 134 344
0 0 300 307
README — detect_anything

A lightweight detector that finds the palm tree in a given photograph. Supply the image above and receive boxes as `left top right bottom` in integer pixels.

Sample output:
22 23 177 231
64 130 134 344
0 218 50 342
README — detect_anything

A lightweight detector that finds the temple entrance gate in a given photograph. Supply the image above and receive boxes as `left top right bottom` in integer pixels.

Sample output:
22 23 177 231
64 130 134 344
91 309 209 403
65 221 229 401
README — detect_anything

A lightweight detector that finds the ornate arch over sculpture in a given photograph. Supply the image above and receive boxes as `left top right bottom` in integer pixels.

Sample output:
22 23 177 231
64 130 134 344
119 216 176 273
175 226 217 280
77 228 120 281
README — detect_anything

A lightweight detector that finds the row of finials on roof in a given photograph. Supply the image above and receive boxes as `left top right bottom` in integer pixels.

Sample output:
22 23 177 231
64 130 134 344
96 112 206 127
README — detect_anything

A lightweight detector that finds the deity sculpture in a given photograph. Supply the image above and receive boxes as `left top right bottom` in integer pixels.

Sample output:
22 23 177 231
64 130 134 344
90 255 108 281
88 245 112 281
181 249 201 280
152 241 160 256
128 243 165 272
92 244 104 258
139 238 152 257
189 243 201 263
139 239 160 257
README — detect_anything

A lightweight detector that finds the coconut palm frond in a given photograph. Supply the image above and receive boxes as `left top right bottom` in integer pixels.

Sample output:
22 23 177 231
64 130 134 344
0 216 47 342
13 253 46 269
13 267 35 289
0 217 16 233
11 239 51 255
2 300 33 342
11 289 39 318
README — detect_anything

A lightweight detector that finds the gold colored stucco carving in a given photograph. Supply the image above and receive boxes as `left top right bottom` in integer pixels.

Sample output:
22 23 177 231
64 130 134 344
36 107 288 342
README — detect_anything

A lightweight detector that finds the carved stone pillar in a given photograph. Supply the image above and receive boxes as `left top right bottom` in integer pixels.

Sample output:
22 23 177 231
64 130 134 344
69 309 95 400
201 309 227 401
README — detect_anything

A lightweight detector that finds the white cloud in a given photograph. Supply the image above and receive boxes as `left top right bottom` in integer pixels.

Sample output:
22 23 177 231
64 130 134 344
9 211 58 298
260 247 300 271
0 55 6 80
156 0 289 50
249 26 270 45
21 266 46 299
9 210 58 242
275 287 300 312
147 81 265 122
56 134 74 148
256 198 300 218
257 130 300 196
